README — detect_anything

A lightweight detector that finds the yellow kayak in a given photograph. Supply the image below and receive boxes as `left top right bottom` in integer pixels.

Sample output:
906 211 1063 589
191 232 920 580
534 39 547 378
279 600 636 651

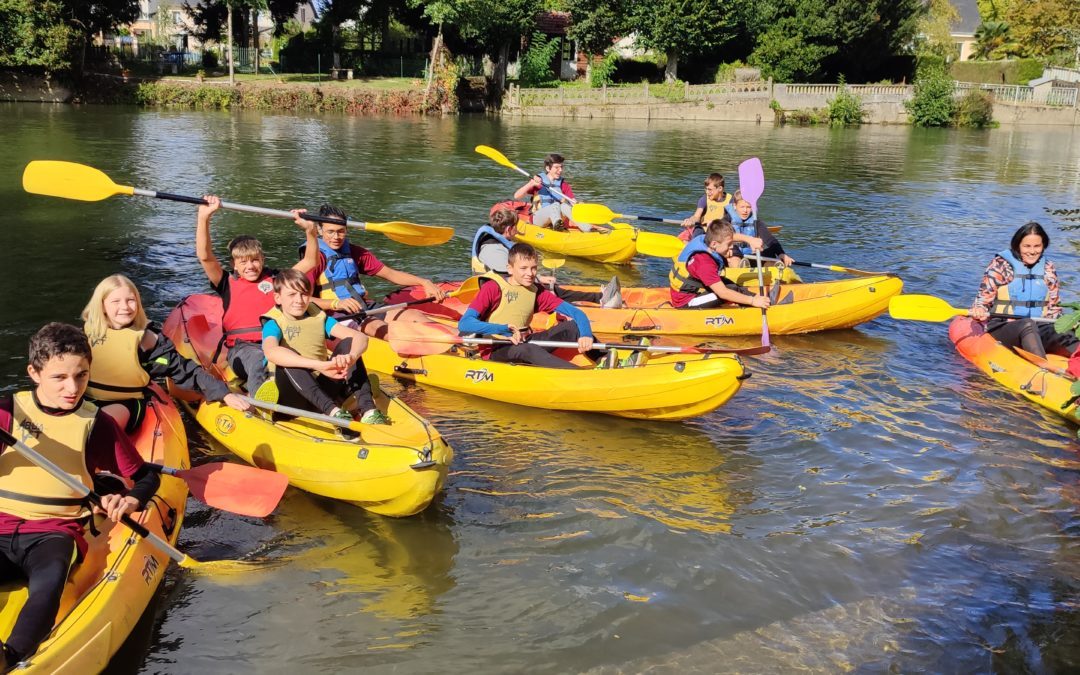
512 222 638 264
0 385 189 673
161 294 452 517
361 335 747 421
385 275 902 337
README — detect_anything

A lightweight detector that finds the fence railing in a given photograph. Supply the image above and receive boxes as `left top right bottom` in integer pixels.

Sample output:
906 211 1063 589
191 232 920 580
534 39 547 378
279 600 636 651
954 81 1079 106
508 80 772 108
1048 86 1079 107
1043 66 1080 84
782 83 911 96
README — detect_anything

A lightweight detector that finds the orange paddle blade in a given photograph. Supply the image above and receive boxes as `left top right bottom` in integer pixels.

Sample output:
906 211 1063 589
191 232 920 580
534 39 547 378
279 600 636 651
386 321 463 357
176 463 289 518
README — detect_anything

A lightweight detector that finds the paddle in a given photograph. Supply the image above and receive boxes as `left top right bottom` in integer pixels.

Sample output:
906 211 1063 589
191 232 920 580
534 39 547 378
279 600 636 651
888 294 1055 323
635 231 685 259
341 277 482 320
573 203 683 227
754 249 771 347
22 161 453 247
541 258 564 289
756 257 884 278
1015 348 1072 378
386 322 769 358
0 426 256 572
151 462 288 518
739 158 770 347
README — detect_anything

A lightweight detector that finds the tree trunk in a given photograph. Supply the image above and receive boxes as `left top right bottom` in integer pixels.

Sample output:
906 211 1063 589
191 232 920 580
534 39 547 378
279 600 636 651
227 3 234 84
494 41 509 92
664 48 678 82
251 8 259 73
423 26 443 106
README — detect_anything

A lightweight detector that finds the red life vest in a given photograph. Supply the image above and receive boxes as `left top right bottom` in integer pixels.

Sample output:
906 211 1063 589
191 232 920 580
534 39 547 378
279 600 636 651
222 273 276 347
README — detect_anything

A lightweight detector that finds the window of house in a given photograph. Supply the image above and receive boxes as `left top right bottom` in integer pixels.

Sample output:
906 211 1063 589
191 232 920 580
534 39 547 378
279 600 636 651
300 8 306 23
172 11 182 25
953 42 963 60
562 38 573 62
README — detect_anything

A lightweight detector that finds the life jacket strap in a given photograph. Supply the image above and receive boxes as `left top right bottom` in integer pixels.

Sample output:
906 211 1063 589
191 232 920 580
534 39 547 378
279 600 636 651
0 488 87 507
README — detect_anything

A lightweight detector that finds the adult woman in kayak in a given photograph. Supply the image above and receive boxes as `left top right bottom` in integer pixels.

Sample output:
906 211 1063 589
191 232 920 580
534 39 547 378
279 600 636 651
969 221 1080 358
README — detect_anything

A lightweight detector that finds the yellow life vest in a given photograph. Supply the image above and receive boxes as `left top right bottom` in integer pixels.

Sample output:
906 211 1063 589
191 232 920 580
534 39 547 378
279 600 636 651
702 193 732 224
481 272 537 329
262 305 329 371
0 392 96 521
87 327 151 402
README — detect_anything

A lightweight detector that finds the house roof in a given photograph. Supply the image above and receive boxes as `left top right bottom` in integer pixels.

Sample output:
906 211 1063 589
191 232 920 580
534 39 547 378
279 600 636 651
535 10 571 36
952 0 981 36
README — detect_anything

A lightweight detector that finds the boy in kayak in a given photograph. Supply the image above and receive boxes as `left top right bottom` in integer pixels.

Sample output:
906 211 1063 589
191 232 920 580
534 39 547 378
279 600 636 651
679 173 732 241
512 153 592 232
724 194 795 268
301 204 445 339
670 221 773 310
81 274 250 433
196 196 320 395
473 207 624 308
458 243 606 369
261 268 387 428
0 323 161 668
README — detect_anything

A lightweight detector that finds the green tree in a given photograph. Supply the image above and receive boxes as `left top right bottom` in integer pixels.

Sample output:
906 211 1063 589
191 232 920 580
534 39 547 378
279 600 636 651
565 0 630 82
976 0 1013 22
916 0 961 61
906 59 955 126
631 0 737 82
0 0 74 71
59 0 141 71
1005 0 1080 60
973 20 1019 60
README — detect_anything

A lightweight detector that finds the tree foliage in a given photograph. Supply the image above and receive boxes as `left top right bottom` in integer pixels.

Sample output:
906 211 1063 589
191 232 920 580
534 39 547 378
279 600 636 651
631 0 736 81
973 20 1020 60
565 0 629 57
0 0 74 70
1004 0 1080 59
916 0 961 61
906 59 955 126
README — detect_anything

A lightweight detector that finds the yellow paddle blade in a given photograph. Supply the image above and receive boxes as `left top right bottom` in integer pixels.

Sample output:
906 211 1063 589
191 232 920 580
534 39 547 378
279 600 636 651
22 160 134 202
887 294 968 323
365 221 454 247
474 145 522 172
541 258 566 269
450 276 483 302
635 232 684 259
177 555 286 574
571 203 618 225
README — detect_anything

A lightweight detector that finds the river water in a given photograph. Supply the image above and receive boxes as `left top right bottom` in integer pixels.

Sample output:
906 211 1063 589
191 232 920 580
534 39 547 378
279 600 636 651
2 104 1080 672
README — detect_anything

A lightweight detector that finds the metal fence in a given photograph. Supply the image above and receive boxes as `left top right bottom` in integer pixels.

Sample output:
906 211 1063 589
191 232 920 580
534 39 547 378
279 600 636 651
954 81 1079 107
507 80 772 108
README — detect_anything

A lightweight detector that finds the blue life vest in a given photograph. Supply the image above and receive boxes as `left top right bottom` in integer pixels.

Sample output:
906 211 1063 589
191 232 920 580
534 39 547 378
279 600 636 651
536 174 567 209
993 248 1048 319
301 239 368 302
669 235 725 294
468 223 514 271
725 203 758 255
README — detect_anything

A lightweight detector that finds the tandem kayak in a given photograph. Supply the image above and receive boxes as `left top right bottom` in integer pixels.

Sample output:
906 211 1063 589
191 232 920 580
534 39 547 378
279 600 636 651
512 222 638 264
0 384 188 673
161 294 452 517
386 274 903 338
949 316 1080 424
360 333 748 421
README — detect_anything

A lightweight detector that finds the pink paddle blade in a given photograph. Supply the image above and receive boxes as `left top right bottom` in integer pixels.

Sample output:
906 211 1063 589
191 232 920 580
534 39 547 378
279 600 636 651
738 157 765 215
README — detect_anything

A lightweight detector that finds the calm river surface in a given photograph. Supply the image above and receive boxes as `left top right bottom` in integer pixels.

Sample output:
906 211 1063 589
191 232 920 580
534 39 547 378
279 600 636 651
2 104 1080 673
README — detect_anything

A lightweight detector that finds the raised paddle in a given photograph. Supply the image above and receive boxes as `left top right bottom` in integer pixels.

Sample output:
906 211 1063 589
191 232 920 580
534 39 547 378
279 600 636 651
0 426 258 572
541 258 565 289
571 202 782 233
151 462 288 518
738 157 765 216
22 160 454 247
386 321 770 358
888 294 1055 323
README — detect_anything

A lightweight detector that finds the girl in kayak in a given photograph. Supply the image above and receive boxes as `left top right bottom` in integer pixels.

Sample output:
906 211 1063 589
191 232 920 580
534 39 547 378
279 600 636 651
724 194 794 268
261 269 386 430
969 222 1080 358
680 173 732 241
513 153 591 232
81 274 250 432
669 220 772 310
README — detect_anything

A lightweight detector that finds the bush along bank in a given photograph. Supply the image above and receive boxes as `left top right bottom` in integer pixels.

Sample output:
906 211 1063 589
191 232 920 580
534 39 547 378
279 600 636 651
69 74 457 115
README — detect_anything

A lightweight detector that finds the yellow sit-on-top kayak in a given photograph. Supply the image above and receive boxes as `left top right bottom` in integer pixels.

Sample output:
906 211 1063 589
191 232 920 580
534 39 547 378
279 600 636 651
0 385 188 673
162 294 452 517
360 332 748 421
512 222 638 264
385 275 903 338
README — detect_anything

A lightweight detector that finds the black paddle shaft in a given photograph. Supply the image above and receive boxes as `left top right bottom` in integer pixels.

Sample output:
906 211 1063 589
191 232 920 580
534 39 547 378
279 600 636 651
147 190 356 227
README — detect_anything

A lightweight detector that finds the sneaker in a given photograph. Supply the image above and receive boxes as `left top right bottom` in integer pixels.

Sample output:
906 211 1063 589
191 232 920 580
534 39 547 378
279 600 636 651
594 351 618 370
332 408 359 440
359 408 391 425
252 379 279 404
777 290 795 305
599 276 623 309
619 338 650 368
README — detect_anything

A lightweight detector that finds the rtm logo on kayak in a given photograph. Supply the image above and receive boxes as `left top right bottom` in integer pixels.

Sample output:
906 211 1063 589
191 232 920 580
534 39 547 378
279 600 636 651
704 315 735 326
465 369 494 383
141 554 160 585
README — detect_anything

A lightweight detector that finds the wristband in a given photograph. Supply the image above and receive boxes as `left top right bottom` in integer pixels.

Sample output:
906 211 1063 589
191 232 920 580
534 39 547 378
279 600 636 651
331 299 340 310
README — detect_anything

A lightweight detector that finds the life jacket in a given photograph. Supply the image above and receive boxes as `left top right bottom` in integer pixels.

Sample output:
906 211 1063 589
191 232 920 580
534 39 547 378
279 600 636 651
534 174 567 211
222 272 276 348
701 192 732 224
481 272 537 328
261 305 329 372
489 200 533 225
725 203 757 255
0 392 95 521
301 239 369 304
992 249 1049 318
669 235 725 295
471 225 515 274
86 327 151 401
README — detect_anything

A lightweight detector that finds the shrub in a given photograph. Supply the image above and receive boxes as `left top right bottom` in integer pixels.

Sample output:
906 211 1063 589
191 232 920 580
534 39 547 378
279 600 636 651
715 60 744 83
953 89 994 127
589 50 617 87
202 50 218 69
826 79 865 126
519 31 560 87
907 61 955 127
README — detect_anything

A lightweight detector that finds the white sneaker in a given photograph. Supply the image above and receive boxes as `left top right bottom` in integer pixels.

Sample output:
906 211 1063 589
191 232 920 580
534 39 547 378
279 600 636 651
599 276 623 308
